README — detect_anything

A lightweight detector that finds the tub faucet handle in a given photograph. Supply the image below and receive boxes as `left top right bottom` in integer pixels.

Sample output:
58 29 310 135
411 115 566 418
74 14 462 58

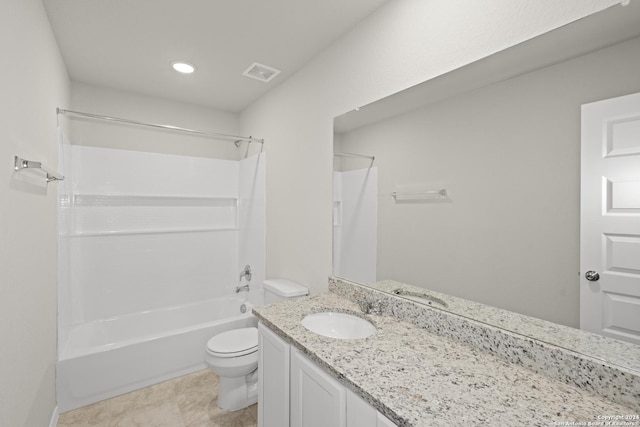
240 265 252 282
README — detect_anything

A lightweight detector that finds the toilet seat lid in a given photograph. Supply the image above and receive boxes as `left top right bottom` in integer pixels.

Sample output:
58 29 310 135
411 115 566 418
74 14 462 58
207 327 258 358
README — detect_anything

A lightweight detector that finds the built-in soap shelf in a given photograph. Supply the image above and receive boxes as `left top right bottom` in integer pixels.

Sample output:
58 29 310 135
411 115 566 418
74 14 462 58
59 193 239 237
60 193 237 207
60 227 238 238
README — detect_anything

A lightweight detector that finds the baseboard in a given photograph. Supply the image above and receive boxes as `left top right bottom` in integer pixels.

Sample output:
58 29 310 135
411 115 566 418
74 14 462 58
49 406 59 427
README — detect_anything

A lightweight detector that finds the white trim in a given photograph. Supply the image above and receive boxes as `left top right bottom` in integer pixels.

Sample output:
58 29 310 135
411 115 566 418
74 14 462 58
49 406 59 427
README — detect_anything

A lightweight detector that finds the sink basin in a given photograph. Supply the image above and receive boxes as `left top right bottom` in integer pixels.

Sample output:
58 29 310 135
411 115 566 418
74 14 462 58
301 312 376 339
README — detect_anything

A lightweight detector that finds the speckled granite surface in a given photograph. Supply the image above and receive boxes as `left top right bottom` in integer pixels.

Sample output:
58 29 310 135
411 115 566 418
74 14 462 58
366 279 640 373
253 292 638 427
330 277 640 412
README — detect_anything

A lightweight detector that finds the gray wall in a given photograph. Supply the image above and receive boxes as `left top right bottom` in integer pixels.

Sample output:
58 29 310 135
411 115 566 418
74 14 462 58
240 0 619 295
0 0 70 425
69 82 246 159
337 36 640 327
0 2 624 424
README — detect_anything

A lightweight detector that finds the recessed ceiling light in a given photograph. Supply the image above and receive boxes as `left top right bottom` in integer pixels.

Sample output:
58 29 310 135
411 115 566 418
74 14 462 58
171 61 196 74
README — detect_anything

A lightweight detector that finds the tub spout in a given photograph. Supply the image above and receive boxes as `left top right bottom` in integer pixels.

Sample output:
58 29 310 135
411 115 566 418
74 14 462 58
236 284 250 293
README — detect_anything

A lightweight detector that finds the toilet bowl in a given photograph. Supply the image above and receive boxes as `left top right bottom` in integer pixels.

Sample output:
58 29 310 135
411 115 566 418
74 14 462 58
205 327 259 411
205 278 309 411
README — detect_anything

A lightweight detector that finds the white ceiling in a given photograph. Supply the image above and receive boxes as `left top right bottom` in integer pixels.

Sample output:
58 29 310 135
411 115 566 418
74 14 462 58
43 0 388 113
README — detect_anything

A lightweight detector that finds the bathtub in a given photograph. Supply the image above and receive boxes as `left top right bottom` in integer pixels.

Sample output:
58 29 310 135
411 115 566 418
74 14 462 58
57 297 257 412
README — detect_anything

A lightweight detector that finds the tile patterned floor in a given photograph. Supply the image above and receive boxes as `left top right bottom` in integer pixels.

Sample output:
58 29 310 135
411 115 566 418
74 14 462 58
57 369 257 427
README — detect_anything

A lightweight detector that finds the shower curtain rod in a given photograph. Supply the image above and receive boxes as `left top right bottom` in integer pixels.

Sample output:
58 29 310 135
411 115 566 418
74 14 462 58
334 152 375 167
56 108 265 145
334 152 375 161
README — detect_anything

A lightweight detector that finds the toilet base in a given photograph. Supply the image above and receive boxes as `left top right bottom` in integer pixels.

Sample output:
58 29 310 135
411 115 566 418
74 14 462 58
216 369 258 411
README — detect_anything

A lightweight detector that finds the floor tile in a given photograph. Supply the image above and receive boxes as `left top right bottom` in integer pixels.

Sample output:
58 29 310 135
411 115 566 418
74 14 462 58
176 389 218 426
57 399 111 426
112 397 185 427
56 369 256 427
247 404 257 421
189 405 257 427
173 369 219 396
110 379 175 418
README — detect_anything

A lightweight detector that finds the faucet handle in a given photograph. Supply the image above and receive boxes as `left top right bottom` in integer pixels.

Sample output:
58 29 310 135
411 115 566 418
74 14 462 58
240 264 252 282
373 300 386 315
357 299 372 314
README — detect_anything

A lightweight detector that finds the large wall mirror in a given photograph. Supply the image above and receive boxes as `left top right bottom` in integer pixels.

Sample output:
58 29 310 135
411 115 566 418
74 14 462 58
333 3 640 370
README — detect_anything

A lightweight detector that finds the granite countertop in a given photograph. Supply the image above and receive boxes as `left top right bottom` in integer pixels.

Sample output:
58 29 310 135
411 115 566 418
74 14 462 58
371 280 640 373
253 292 637 427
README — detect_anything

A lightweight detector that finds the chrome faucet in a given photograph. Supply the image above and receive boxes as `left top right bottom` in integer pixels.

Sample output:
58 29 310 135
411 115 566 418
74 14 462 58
357 298 386 315
357 299 372 314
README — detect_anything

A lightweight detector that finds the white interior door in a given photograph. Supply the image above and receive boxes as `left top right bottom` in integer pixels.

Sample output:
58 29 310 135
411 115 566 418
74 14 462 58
581 91 640 345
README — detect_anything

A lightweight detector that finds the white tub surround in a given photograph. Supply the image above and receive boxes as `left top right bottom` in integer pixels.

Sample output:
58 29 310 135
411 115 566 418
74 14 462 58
252 283 639 426
58 146 266 330
56 144 266 411
332 167 377 284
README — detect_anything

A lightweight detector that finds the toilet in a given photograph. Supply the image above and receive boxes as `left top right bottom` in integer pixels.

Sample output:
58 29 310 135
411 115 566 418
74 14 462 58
205 278 309 411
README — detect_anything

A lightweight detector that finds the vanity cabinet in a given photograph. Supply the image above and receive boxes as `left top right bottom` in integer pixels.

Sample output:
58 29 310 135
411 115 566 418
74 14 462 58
345 387 397 427
376 412 398 427
346 387 377 427
258 322 290 427
258 322 398 427
291 347 346 427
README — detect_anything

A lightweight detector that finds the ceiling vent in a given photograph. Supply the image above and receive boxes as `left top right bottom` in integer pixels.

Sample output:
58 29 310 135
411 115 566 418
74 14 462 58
242 62 281 83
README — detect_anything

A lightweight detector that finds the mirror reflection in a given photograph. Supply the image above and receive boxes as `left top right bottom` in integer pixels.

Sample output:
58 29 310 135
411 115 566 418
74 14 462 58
333 4 640 367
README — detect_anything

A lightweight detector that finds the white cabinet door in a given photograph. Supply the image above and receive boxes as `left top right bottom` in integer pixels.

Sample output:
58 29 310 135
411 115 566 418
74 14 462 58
581 92 640 344
259 323 396 427
377 412 398 427
346 388 398 427
346 389 376 427
258 322 291 427
291 349 346 427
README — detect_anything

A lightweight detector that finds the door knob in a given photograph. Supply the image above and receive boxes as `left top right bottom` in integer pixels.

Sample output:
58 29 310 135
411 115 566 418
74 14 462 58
585 270 600 282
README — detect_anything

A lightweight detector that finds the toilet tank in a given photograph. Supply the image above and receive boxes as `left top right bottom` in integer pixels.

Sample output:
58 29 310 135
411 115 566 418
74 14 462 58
263 279 309 304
